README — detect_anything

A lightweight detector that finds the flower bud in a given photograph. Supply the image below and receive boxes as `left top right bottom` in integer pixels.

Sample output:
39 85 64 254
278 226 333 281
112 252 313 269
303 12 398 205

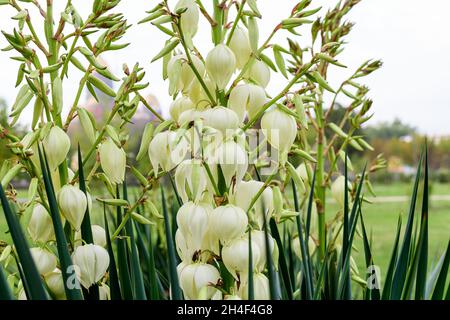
179 263 221 300
43 126 70 171
176 201 211 251
28 203 55 243
261 108 297 155
44 268 65 299
99 138 126 185
91 225 107 247
250 230 278 271
222 237 261 281
205 44 236 90
30 247 57 276
188 77 216 109
148 131 189 174
175 159 208 203
228 84 266 122
206 140 248 189
246 60 270 88
72 244 110 288
170 96 195 122
210 204 248 244
229 27 252 69
239 272 270 300
292 235 317 259
202 106 239 135
175 0 199 41
168 53 205 94
231 180 273 229
57 185 87 231
331 175 350 208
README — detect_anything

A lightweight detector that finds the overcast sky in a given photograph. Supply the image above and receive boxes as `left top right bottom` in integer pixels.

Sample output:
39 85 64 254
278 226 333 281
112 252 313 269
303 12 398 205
0 0 449 135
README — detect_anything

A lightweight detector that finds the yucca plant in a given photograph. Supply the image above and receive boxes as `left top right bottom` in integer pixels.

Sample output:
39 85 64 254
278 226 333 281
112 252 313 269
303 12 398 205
0 0 448 301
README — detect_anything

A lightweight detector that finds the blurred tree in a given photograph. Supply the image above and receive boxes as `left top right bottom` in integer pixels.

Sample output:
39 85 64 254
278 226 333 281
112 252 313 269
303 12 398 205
364 118 416 141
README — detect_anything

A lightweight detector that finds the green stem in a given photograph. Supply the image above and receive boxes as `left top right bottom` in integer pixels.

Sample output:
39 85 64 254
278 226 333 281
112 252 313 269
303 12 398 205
225 0 246 46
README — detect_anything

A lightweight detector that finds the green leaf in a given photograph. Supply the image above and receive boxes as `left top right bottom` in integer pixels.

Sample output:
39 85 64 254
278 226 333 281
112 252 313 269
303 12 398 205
431 240 450 300
114 187 134 300
390 153 423 299
161 186 182 299
0 259 14 300
134 220 160 300
360 213 380 300
247 230 254 300
0 185 47 300
270 218 293 300
151 39 179 63
123 184 147 300
103 206 122 300
37 146 83 300
415 147 429 299
381 215 402 299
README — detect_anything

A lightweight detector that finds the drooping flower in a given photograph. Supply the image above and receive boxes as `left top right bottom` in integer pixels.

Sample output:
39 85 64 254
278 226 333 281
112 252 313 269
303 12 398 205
179 263 221 300
72 244 110 288
228 27 252 69
168 53 205 94
28 203 55 243
246 59 270 88
43 126 70 171
231 180 273 229
148 131 189 174
222 236 261 281
176 201 211 251
170 96 195 122
175 159 209 203
202 106 239 136
44 269 65 299
57 185 87 231
228 83 266 122
175 0 199 45
261 108 297 156
98 138 126 185
205 44 236 90
30 247 57 276
239 272 270 300
209 204 248 244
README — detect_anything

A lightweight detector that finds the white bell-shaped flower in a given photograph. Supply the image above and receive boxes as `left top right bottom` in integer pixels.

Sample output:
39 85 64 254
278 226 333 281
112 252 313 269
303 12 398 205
30 247 57 276
148 131 189 174
57 185 87 231
43 126 70 171
246 59 270 88
99 138 126 185
261 108 297 155
188 77 216 109
229 27 252 69
239 272 270 300
202 106 239 136
44 268 65 299
168 53 204 94
170 96 195 122
331 175 351 208
249 230 278 272
231 180 273 229
228 83 266 122
28 203 55 243
176 201 211 250
72 244 110 288
179 263 221 300
175 0 199 43
206 140 248 189
222 236 261 281
209 204 248 244
175 159 208 203
205 44 236 90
